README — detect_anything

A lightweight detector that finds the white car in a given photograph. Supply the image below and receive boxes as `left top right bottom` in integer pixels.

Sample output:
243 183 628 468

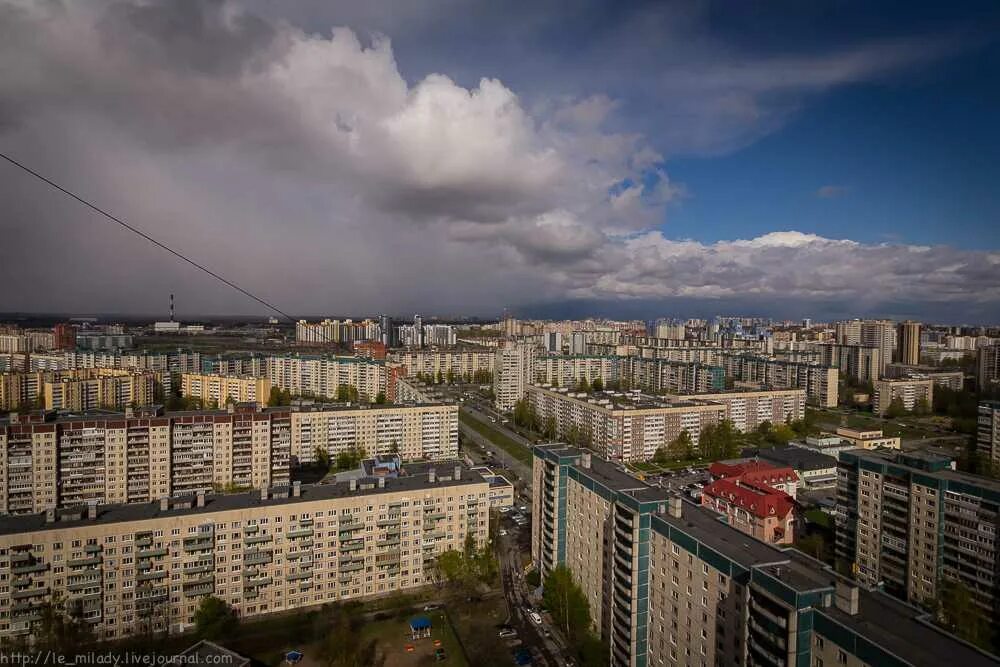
529 611 543 625
499 529 508 536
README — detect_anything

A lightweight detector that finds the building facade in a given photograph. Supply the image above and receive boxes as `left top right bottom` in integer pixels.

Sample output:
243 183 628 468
0 405 291 513
288 403 458 465
895 321 921 366
526 386 726 462
872 378 934 415
532 445 997 667
267 354 388 402
181 373 273 406
977 401 1000 468
836 449 1000 617
493 339 538 412
0 463 490 642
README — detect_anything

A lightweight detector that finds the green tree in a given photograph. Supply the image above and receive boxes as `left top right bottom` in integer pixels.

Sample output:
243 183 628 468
317 604 381 667
667 429 694 460
268 386 284 406
193 595 237 640
935 581 991 650
768 423 795 446
374 391 387 404
543 415 557 440
885 396 907 418
315 446 330 471
591 378 604 392
336 384 359 402
28 594 96 654
543 565 593 643
756 420 773 437
576 378 591 393
913 397 931 416
652 446 669 466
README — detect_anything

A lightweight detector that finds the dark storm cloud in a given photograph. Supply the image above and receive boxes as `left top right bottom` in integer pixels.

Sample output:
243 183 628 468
0 0 996 320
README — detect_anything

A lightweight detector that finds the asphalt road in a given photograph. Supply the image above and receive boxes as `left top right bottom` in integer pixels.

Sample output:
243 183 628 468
497 528 571 667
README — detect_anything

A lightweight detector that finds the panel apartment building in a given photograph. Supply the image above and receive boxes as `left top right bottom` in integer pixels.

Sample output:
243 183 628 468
390 349 495 380
872 378 934 415
836 448 1000 619
181 373 273 405
0 368 162 412
0 405 291 514
665 388 806 434
526 386 726 462
267 354 389 402
978 401 1000 468
0 462 490 643
532 445 996 667
288 402 458 465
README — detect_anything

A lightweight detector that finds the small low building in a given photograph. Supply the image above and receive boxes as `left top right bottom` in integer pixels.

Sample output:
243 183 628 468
755 447 838 489
470 466 515 508
700 477 795 545
835 426 901 450
708 460 799 499
177 641 251 667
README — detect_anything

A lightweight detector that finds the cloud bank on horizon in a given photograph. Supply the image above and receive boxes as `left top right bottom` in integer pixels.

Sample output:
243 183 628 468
0 0 996 320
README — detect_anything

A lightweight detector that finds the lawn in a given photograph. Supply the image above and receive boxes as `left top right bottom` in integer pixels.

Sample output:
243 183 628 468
805 508 833 529
459 413 532 465
360 609 470 667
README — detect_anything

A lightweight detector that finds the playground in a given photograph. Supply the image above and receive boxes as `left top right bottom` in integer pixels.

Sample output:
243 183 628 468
283 609 469 667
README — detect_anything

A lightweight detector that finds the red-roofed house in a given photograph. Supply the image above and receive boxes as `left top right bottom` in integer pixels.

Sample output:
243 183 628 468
707 460 799 499
701 478 796 545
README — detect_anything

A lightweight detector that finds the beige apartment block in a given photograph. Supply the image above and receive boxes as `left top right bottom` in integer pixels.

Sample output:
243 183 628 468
665 388 806 433
872 378 934 415
0 405 290 514
0 462 490 643
267 354 387 402
526 386 725 462
390 350 495 380
181 373 273 406
288 403 458 464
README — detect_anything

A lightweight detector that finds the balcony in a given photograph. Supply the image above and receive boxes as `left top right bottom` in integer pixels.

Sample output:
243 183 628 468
137 547 168 558
244 550 273 566
340 562 365 573
137 571 167 582
286 571 313 581
287 528 314 539
245 534 273 545
68 557 102 568
183 581 215 598
183 536 214 552
11 562 48 575
11 587 48 600
183 561 215 576
340 540 365 552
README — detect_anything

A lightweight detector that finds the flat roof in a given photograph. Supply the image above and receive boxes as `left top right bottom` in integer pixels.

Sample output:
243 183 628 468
655 499 786 568
820 587 1000 667
755 447 838 471
0 460 485 538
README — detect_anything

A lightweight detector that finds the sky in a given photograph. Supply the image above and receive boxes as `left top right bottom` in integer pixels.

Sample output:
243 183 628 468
0 0 998 323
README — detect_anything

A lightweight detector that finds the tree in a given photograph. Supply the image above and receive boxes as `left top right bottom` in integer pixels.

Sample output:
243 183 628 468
317 604 381 667
374 391 387 404
542 565 592 643
576 378 591 393
913 397 931 416
336 384 359 402
767 423 795 446
543 415 557 440
315 446 330 471
652 446 669 466
193 595 237 640
667 430 694 460
756 420 773 437
334 447 365 471
27 594 95 654
885 397 907 418
935 581 991 650
591 378 604 392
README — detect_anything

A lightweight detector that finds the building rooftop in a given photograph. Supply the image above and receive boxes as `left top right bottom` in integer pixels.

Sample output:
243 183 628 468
0 460 485 538
655 498 786 567
754 447 838 471
819 582 1000 667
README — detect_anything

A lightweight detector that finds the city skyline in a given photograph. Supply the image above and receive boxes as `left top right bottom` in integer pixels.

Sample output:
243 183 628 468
1 1 999 320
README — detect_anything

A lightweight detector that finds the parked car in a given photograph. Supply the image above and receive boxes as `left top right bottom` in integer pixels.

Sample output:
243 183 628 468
498 628 518 639
423 603 441 611
529 611 543 625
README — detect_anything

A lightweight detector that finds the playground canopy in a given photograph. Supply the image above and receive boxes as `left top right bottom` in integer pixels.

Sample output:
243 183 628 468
409 616 432 631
